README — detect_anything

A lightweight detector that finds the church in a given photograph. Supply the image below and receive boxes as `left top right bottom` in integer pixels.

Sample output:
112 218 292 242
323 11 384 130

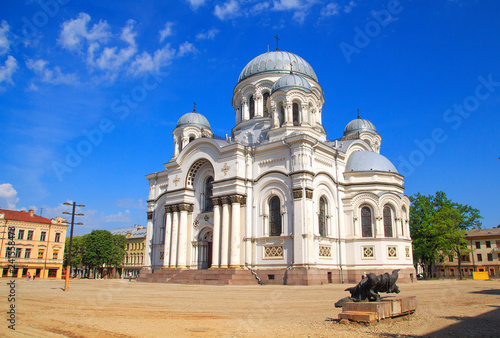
141 47 415 285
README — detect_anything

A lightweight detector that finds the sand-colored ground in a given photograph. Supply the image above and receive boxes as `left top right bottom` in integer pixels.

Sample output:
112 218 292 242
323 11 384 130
1 277 499 337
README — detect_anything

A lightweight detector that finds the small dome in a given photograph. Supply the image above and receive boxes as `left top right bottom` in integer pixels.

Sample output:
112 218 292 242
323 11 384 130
271 74 312 94
238 51 318 83
176 112 211 130
344 117 377 136
346 151 398 173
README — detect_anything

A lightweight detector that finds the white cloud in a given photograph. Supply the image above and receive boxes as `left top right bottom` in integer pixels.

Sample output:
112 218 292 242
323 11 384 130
0 55 18 85
159 22 175 43
196 28 219 40
129 43 176 76
104 209 132 223
214 0 241 20
321 2 340 17
58 12 111 52
0 20 11 55
273 0 303 11
26 58 79 85
178 41 198 57
186 0 206 10
251 2 271 14
344 1 356 13
0 183 19 210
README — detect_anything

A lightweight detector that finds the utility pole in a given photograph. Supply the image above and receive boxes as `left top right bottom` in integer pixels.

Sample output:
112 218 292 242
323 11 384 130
62 201 85 292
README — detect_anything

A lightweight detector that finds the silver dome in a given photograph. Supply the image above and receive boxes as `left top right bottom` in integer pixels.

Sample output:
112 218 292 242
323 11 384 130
238 51 318 83
271 74 312 94
344 117 377 136
345 151 398 173
176 112 211 130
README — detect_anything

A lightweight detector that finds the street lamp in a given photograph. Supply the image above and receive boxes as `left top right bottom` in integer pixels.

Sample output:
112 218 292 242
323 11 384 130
62 201 85 292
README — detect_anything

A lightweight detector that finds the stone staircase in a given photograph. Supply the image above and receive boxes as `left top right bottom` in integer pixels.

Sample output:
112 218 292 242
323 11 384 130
137 268 260 285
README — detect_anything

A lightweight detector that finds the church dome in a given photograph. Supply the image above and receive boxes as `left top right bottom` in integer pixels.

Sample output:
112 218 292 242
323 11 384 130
176 112 211 130
344 117 377 136
271 73 312 94
346 151 398 173
238 51 318 83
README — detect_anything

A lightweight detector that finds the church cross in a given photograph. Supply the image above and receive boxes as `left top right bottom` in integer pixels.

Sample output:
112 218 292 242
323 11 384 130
274 34 280 51
357 108 360 119
193 102 197 112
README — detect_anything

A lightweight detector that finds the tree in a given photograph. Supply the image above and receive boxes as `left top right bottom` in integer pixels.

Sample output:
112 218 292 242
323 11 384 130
410 191 482 279
81 230 127 278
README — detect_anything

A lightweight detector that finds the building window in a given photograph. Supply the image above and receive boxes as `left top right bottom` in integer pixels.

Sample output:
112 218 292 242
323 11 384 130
477 253 482 262
263 92 270 117
489 268 495 277
204 176 214 212
450 268 455 277
18 230 25 240
319 245 331 258
388 246 397 258
269 196 282 236
40 231 46 241
488 253 493 261
38 249 44 259
475 241 480 249
264 245 283 258
5 248 12 258
383 206 393 238
24 249 31 258
361 207 373 238
55 233 61 242
249 95 255 119
15 248 22 258
27 230 34 240
363 246 374 259
449 255 454 262
292 103 300 125
486 241 491 248
318 196 327 237
461 254 470 262
405 246 411 259
53 250 59 259
48 269 57 278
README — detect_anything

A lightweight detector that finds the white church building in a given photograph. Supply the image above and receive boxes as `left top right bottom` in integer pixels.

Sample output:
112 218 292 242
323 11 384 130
141 49 415 285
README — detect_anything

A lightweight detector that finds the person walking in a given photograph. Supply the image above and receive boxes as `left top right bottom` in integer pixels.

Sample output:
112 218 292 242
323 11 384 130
27 272 31 281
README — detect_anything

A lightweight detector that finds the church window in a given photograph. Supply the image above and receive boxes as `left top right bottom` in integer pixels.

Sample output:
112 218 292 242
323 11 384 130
293 103 299 125
249 95 255 119
319 196 327 237
269 196 282 236
263 92 270 117
383 206 393 238
277 103 284 127
204 176 214 212
361 207 373 238
189 136 195 143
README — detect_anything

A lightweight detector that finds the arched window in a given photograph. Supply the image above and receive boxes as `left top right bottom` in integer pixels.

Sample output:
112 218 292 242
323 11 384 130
249 95 255 119
319 196 327 237
204 176 214 212
361 207 373 237
263 92 270 117
269 196 282 236
293 103 299 125
189 136 195 143
384 206 393 237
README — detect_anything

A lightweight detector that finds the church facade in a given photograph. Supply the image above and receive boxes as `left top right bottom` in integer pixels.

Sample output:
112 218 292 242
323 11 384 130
143 50 415 285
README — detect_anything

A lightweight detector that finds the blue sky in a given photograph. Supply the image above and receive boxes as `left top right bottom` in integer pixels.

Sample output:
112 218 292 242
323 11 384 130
0 0 498 235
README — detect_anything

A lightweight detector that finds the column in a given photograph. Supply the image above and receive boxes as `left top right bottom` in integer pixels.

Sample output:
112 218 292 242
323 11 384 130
271 107 278 129
220 196 231 268
163 206 172 267
144 211 154 268
242 99 249 121
211 198 221 268
235 107 241 124
284 103 293 126
230 195 242 268
255 95 263 117
302 104 310 126
170 206 179 267
177 203 191 268
174 139 179 157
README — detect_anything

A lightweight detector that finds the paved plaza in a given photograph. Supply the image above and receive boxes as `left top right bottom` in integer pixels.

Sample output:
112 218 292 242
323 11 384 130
1 278 499 337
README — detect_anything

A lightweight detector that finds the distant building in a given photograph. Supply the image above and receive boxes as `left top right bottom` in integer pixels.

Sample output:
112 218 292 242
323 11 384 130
437 228 500 278
110 225 146 278
0 208 68 279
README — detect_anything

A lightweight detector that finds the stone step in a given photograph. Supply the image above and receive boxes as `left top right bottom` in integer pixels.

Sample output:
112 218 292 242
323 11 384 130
338 311 376 323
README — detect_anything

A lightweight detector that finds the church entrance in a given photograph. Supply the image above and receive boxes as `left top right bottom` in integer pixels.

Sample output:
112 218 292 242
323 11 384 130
198 229 213 269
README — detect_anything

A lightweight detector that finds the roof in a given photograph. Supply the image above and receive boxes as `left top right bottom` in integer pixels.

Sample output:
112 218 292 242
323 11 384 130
176 112 211 130
238 51 318 83
344 117 377 136
0 208 52 224
110 225 146 236
271 73 312 94
464 228 500 238
345 150 398 173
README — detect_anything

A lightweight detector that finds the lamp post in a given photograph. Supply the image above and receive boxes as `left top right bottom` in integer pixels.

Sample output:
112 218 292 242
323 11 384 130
63 201 84 292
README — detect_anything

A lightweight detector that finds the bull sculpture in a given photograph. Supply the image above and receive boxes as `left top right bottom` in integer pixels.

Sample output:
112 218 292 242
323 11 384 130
335 269 401 308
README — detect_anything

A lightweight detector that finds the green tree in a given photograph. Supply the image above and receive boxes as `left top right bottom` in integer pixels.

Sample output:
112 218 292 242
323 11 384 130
410 191 482 279
81 230 126 278
63 235 85 267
